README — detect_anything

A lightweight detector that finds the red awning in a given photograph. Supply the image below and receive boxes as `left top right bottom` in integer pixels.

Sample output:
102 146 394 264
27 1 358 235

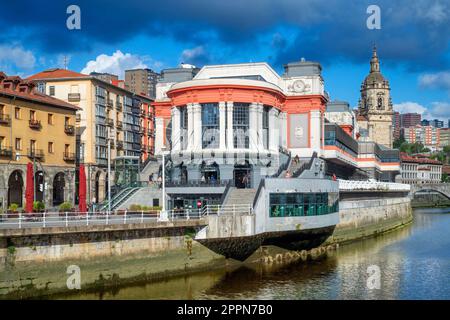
25 162 34 213
78 164 87 214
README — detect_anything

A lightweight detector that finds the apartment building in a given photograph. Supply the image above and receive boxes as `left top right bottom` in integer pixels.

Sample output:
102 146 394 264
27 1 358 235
125 68 159 99
28 68 149 204
400 152 442 184
403 125 440 150
0 72 78 209
135 94 155 163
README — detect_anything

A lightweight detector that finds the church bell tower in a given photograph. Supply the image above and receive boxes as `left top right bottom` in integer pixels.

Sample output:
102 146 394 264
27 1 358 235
358 47 394 148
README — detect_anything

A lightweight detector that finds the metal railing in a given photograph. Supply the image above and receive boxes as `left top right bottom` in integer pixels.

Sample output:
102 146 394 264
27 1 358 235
338 179 411 191
0 204 254 230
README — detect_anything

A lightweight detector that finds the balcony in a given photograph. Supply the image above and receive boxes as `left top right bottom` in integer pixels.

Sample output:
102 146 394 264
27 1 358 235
116 102 123 111
64 124 75 135
107 99 114 108
117 120 123 130
140 110 147 117
0 146 12 158
63 152 76 162
68 93 81 102
29 119 42 130
117 140 124 150
106 118 114 127
147 129 154 136
0 114 11 126
27 148 44 160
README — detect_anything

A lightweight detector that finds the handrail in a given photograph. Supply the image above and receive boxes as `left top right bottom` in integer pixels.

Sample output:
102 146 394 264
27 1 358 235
292 151 317 178
253 178 265 208
219 180 233 204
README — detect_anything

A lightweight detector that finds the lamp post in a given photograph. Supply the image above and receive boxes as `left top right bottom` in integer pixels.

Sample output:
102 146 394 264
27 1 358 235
159 145 168 222
107 127 112 214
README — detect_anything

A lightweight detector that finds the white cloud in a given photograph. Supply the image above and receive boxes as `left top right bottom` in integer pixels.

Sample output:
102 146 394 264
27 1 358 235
393 102 427 114
419 71 450 92
180 46 210 66
0 45 36 71
394 101 450 121
81 50 149 77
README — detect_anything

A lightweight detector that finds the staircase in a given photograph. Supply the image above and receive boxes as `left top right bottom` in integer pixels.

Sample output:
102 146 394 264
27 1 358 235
222 187 257 207
140 158 160 182
98 187 141 211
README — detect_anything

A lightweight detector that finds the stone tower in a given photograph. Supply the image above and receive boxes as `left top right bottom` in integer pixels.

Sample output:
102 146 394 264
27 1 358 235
357 47 393 148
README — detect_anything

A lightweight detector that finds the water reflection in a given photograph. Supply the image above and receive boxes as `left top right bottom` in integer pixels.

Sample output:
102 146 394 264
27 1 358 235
58 209 450 300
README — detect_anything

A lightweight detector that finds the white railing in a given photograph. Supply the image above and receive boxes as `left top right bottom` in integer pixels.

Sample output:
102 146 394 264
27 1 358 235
338 179 411 192
0 204 255 230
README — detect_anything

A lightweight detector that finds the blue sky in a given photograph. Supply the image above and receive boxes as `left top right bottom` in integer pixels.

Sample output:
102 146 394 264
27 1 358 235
0 0 449 120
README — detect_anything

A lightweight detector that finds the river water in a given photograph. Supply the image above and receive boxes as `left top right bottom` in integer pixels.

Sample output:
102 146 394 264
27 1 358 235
61 208 450 300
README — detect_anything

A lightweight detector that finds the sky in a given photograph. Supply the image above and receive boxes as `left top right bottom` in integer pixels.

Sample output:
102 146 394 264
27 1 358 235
0 0 449 121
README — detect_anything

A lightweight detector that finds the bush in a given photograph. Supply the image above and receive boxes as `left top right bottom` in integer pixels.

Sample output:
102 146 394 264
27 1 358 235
33 201 45 212
128 204 162 212
8 203 19 212
59 202 73 212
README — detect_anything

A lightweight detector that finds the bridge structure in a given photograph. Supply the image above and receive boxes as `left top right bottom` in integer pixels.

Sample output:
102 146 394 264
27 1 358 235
409 183 450 200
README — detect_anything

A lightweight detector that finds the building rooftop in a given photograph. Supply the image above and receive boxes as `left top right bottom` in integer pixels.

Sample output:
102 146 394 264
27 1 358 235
0 72 80 111
27 68 89 80
400 152 442 165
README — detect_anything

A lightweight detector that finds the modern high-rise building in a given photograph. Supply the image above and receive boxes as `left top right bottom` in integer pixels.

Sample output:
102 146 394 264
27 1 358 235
393 111 401 140
400 113 421 128
125 68 159 99
28 69 153 204
439 128 450 148
403 125 440 149
90 72 119 84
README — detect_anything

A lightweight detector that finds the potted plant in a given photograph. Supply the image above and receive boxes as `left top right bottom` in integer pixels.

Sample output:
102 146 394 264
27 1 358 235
58 202 73 216
7 203 19 218
33 201 45 213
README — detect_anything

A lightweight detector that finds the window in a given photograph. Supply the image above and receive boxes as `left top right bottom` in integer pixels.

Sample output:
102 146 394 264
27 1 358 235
201 103 219 149
65 144 70 154
15 138 22 150
269 192 339 217
233 103 250 148
0 136 5 149
30 140 36 152
48 142 54 153
65 116 70 126
263 106 270 149
48 114 54 125
30 110 36 121
49 86 55 96
15 107 20 119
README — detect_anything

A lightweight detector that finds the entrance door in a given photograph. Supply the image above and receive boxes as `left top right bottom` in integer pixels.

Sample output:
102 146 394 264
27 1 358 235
233 165 252 188
8 170 23 207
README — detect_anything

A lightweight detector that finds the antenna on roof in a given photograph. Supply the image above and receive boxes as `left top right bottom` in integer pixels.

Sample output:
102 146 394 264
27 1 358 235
63 56 68 70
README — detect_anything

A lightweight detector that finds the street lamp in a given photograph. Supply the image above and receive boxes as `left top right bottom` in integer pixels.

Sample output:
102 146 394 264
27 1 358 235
158 145 168 222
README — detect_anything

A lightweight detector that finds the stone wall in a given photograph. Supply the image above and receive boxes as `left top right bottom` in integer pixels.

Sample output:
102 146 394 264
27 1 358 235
325 197 412 244
0 220 224 298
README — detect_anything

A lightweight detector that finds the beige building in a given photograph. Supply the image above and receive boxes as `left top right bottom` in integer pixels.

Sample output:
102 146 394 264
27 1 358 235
357 47 394 148
28 69 147 204
0 72 78 209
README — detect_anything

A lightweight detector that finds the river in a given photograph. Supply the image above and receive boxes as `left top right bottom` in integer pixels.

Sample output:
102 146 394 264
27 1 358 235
59 208 450 300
